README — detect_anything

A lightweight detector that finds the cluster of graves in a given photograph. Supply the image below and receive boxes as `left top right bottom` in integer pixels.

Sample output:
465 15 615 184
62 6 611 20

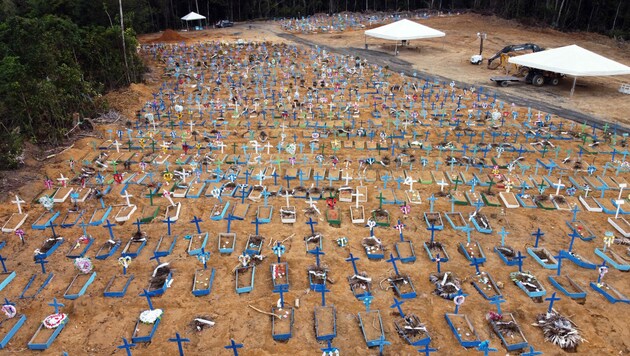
279 11 431 34
0 38 628 354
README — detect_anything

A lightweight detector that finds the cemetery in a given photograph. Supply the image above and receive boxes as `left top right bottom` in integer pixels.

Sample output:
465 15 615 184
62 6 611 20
0 10 629 356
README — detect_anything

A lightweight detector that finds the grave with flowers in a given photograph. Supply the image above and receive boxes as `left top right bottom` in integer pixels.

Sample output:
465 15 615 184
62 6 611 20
145 253 173 297
393 220 416 263
65 222 94 259
121 218 149 259
0 299 26 349
104 256 134 298
589 262 630 303
594 231 630 271
444 290 481 348
391 298 431 347
192 248 215 297
132 291 162 343
362 220 385 260
385 254 417 299
271 243 289 293
235 253 256 294
510 252 547 301
485 297 528 352
27 298 68 350
346 253 372 299
63 257 96 300
271 289 294 341
34 223 64 260
31 195 59 230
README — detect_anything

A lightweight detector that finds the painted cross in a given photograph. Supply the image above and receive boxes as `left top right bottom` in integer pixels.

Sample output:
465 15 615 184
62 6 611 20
361 294 374 312
462 226 473 244
470 258 482 274
139 289 154 310
117 337 136 356
568 228 581 252
428 194 437 213
11 195 25 215
386 253 400 276
320 288 330 307
433 253 444 274
476 341 498 356
47 222 58 238
168 333 190 356
163 216 175 236
394 220 405 241
0 254 7 273
226 214 236 233
103 219 116 239
308 246 325 267
520 345 543 356
346 253 360 275
498 227 509 246
531 228 544 248
514 251 526 273
49 298 64 314
306 217 318 235
190 216 203 234
150 250 162 266
555 251 566 276
251 217 262 236
272 243 286 263
417 344 438 356
489 296 506 315
390 297 405 317
453 290 467 314
545 292 560 314
36 258 48 273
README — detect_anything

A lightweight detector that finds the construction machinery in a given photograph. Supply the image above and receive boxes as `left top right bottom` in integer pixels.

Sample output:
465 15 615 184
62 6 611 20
487 43 544 69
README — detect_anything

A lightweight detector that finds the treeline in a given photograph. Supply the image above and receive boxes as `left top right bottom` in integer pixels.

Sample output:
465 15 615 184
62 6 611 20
0 2 145 169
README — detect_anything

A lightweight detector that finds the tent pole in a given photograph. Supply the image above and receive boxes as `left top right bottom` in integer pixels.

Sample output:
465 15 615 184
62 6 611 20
395 41 398 56
570 76 577 97
365 35 367 49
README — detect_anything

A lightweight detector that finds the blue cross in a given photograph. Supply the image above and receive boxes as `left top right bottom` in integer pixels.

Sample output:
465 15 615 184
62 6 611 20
102 220 116 239
313 173 323 187
462 226 473 244
514 251 526 273
139 289 154 310
238 185 248 204
545 292 561 314
224 339 243 356
521 345 543 356
197 247 210 269
376 334 390 356
320 341 338 355
386 253 400 276
390 297 405 317
276 288 285 308
117 337 136 356
346 253 360 275
162 216 175 236
308 246 325 267
225 214 236 233
489 296 506 314
571 205 579 222
306 217 318 235
47 222 58 238
0 254 7 273
320 287 331 307
476 340 498 356
498 227 509 246
381 174 391 189
531 228 544 248
168 333 190 356
190 216 203 234
271 171 279 185
417 344 438 356
49 297 64 314
133 218 144 234
428 194 436 213
262 189 271 207
453 289 468 314
427 224 439 244
361 294 374 312
470 258 482 274
568 228 580 252
433 253 444 273
251 217 262 236
472 198 484 211
150 250 162 265
555 251 566 276
36 258 48 273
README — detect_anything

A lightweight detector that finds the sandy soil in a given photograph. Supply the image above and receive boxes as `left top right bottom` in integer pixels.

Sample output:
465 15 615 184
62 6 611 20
0 13 628 356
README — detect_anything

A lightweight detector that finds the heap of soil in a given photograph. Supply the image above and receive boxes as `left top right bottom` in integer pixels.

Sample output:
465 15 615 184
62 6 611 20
154 29 186 42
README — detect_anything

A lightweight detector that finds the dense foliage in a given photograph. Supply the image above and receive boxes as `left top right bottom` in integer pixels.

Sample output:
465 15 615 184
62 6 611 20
0 4 145 169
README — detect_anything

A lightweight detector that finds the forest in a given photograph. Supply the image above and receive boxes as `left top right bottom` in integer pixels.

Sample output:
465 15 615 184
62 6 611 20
0 0 628 169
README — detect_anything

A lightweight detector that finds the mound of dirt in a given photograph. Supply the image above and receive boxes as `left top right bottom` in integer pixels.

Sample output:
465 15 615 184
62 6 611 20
154 29 187 42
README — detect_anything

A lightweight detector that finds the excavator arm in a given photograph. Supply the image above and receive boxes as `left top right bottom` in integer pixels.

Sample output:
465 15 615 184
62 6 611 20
487 43 543 67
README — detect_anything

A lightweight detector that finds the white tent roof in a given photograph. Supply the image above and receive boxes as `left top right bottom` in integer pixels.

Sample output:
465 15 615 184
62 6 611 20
181 12 206 21
365 19 445 41
508 44 630 77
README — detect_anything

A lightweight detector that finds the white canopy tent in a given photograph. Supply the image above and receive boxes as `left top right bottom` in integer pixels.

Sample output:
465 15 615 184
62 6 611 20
364 19 445 56
181 12 207 30
508 44 630 96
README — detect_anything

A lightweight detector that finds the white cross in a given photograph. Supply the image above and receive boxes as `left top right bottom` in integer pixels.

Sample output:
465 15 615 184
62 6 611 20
122 191 133 206
342 171 352 186
264 142 273 155
251 141 261 154
12 195 25 215
404 176 414 192
352 189 363 209
58 173 69 188
437 179 448 192
584 185 591 198
112 140 122 153
189 120 195 132
618 183 627 201
555 178 564 196
615 199 625 219
283 190 291 207
160 141 170 151
179 169 190 184
163 189 176 207
216 141 226 154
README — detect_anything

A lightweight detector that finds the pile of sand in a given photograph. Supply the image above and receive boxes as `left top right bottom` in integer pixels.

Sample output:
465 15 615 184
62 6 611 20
153 29 187 42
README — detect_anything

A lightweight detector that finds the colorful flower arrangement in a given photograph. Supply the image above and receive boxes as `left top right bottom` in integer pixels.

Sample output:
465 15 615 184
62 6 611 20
139 309 163 324
43 313 67 329
74 257 93 274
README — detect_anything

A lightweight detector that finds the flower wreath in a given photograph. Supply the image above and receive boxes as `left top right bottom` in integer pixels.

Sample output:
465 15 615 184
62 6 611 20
74 257 93 274
1 304 16 318
43 313 67 329
139 309 163 324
